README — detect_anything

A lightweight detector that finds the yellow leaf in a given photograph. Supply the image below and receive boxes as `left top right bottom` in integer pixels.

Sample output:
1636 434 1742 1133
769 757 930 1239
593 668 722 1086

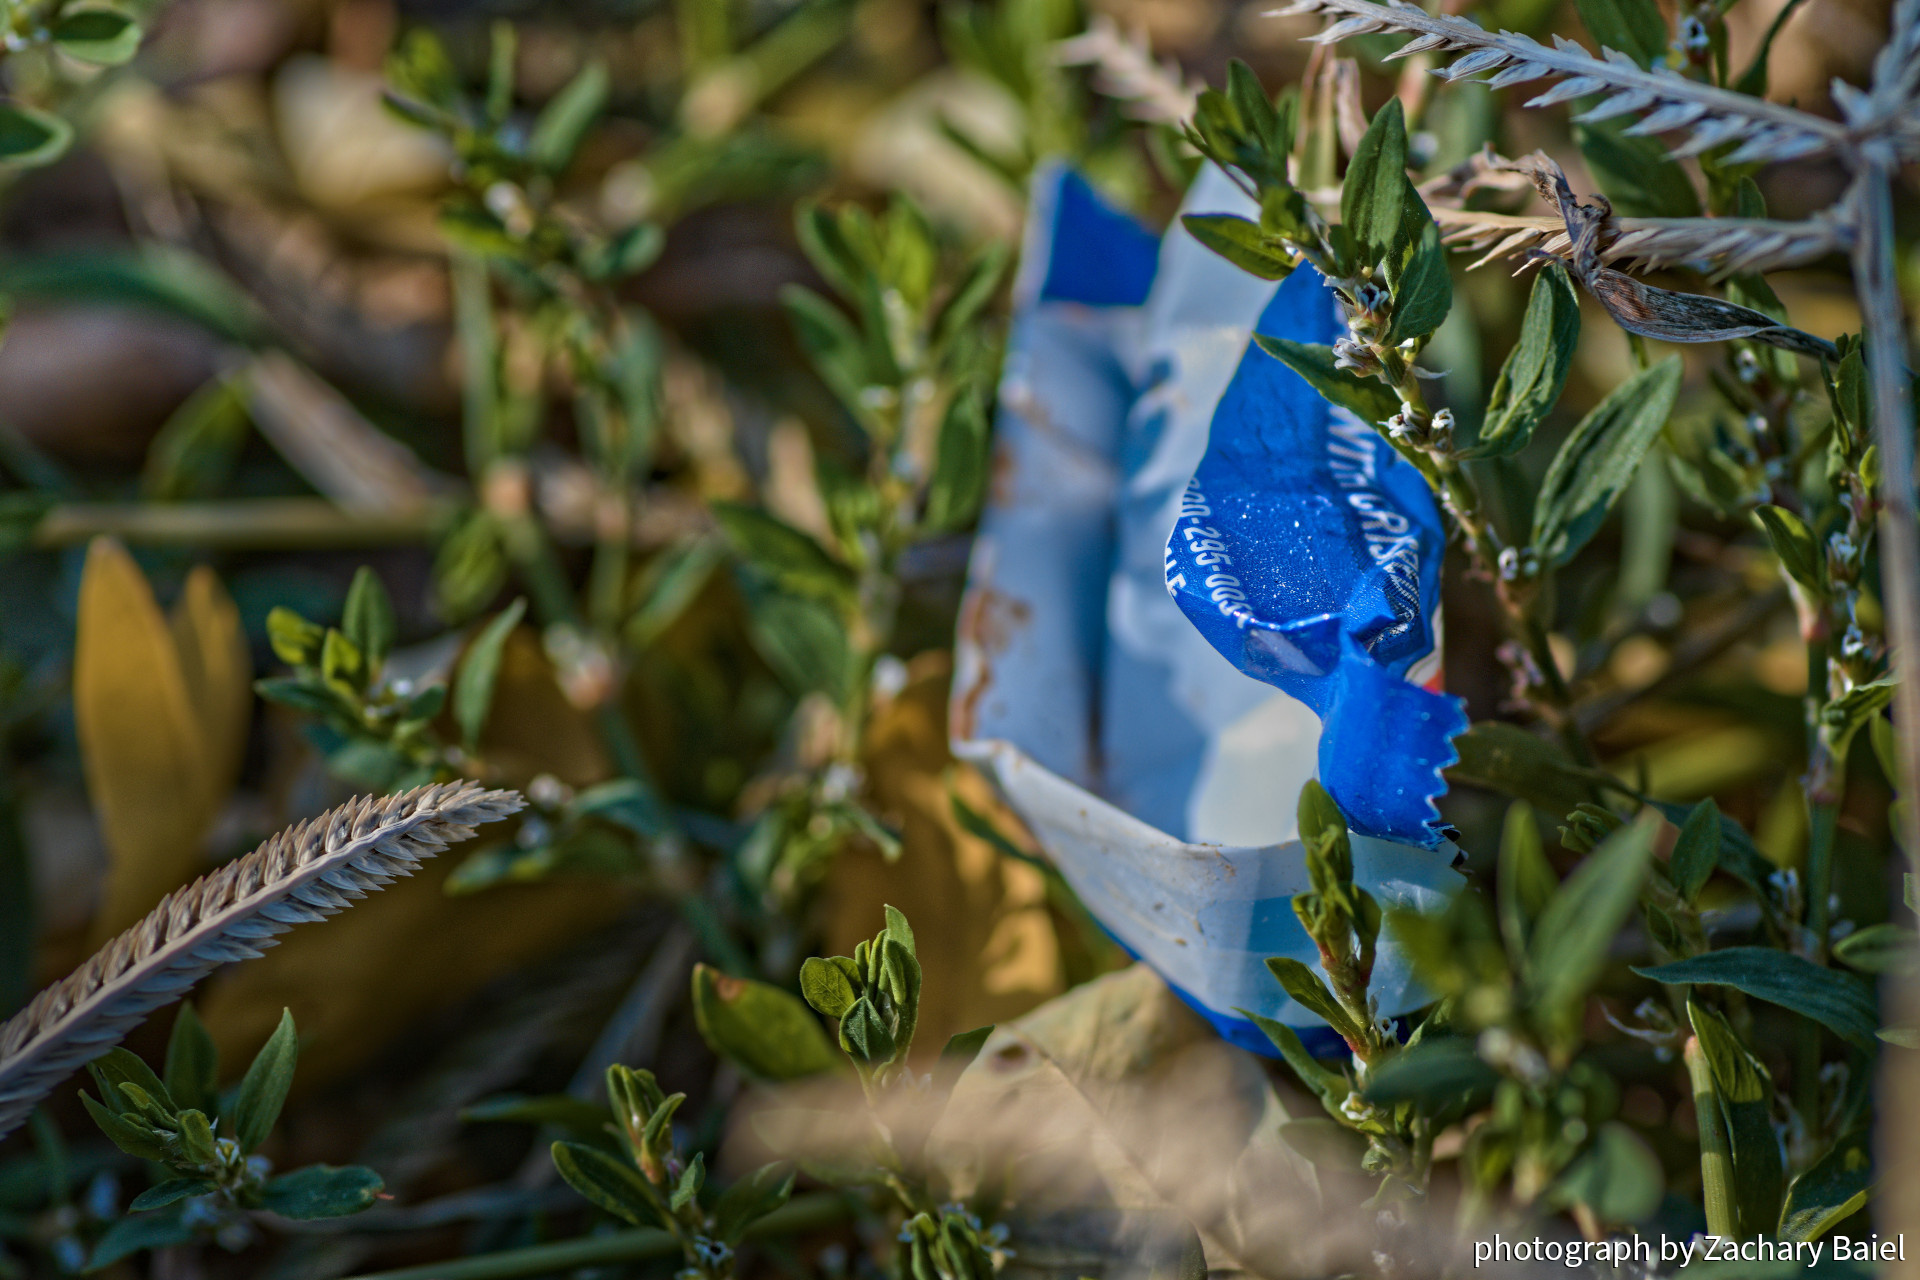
75 539 230 942
169 565 252 798
822 653 1065 1051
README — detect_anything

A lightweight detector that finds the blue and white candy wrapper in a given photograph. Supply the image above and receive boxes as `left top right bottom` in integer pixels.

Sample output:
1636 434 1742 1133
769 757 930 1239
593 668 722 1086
950 165 1466 1056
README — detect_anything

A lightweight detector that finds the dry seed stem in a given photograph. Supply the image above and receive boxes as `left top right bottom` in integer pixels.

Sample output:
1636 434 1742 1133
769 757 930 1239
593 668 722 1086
0 782 523 1140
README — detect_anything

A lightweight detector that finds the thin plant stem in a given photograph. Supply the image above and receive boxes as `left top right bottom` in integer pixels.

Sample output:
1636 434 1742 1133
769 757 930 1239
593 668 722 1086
1684 1036 1738 1240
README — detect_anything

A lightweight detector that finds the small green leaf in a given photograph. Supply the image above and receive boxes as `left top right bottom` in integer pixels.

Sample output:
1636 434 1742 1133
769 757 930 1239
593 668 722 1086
130 1179 213 1211
1241 1009 1349 1110
1752 505 1822 592
1254 336 1401 427
453 597 526 751
1668 798 1723 903
79 1093 168 1162
1362 1037 1498 1108
551 1141 660 1228
1385 216 1452 343
320 627 366 694
91 1047 176 1118
669 1151 704 1212
691 964 841 1081
530 61 608 173
52 8 143 65
923 383 989 533
712 503 855 603
1528 814 1655 1044
799 956 858 1018
258 1165 384 1219
782 286 871 407
932 243 1008 349
341 566 397 670
1180 214 1298 280
266 607 326 667
712 1162 795 1245
1635 948 1879 1050
1466 265 1580 459
0 103 72 168
837 996 896 1064
233 1008 299 1154
88 1208 195 1270
1532 357 1683 567
175 1109 217 1167
1496 802 1555 968
1832 922 1918 975
1264 957 1364 1045
1342 99 1409 265
163 1003 219 1119
1780 1129 1873 1242
1645 799 1776 896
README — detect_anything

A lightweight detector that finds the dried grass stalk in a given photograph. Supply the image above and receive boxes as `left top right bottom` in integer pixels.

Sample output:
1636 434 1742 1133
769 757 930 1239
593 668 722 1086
1433 204 1855 277
1054 16 1203 124
1269 0 1853 164
0 782 524 1139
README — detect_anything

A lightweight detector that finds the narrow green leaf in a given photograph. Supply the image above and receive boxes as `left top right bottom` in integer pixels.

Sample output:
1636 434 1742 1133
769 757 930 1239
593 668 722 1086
79 1093 168 1162
1635 948 1880 1050
1532 357 1683 567
258 1165 384 1219
1689 1002 1782 1238
1265 957 1364 1045
453 597 526 751
0 103 74 168
130 1178 213 1211
712 502 855 602
1241 1009 1349 1110
1669 798 1723 903
1254 336 1401 427
550 1141 660 1228
1832 922 1918 975
923 384 989 533
341 566 396 670
1496 802 1555 967
1342 100 1408 264
1780 1129 1873 1242
52 8 143 65
691 964 841 1081
1752 505 1822 591
1385 216 1452 343
87 1208 196 1269
1528 814 1655 1043
91 1048 176 1118
1466 265 1580 458
1362 1037 1498 1108
232 1008 298 1154
1180 214 1297 280
669 1151 704 1212
530 61 608 173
